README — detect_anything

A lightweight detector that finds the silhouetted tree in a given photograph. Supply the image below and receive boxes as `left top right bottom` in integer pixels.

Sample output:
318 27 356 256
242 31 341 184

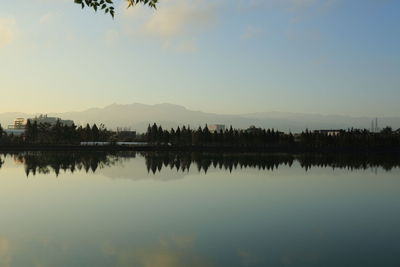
92 124 100 141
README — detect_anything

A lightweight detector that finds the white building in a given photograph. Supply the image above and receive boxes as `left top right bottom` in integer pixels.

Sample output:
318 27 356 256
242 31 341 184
28 114 74 127
3 115 74 136
314 129 342 136
4 118 27 136
208 124 225 133
12 118 27 129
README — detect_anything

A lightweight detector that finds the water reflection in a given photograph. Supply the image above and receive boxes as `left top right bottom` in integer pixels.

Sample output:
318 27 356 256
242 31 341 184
0 237 11 267
102 235 213 267
9 152 123 177
0 152 399 267
144 153 295 174
0 152 399 176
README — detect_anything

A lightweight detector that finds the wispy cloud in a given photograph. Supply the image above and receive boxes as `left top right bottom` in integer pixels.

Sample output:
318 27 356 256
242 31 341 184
238 0 337 12
163 39 198 53
104 30 120 46
142 0 217 38
0 17 16 49
116 0 219 51
290 0 319 9
241 26 263 40
39 12 60 24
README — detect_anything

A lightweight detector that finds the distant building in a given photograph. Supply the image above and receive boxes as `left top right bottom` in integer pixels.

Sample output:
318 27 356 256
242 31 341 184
116 127 137 141
370 118 380 133
208 124 225 133
11 118 27 129
293 133 302 143
29 114 74 127
246 125 285 135
5 118 27 136
246 125 263 134
314 130 342 136
3 115 74 137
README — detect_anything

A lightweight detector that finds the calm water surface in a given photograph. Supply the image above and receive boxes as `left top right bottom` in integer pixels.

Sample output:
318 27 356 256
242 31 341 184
0 152 399 267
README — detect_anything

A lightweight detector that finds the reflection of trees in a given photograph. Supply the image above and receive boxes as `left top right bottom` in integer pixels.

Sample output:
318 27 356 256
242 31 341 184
143 153 295 174
11 152 123 177
143 152 400 174
0 152 399 176
297 154 400 172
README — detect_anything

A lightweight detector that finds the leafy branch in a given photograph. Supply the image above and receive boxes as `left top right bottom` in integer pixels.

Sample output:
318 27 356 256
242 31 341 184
74 0 158 18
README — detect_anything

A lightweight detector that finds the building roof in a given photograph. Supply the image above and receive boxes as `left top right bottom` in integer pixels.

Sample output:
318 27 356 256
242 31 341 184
29 116 74 126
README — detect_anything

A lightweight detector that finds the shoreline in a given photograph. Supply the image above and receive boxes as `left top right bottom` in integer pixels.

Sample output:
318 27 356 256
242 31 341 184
0 144 399 154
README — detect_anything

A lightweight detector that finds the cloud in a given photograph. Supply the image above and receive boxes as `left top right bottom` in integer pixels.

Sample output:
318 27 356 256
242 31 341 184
290 0 318 9
0 17 16 48
116 0 218 51
143 0 217 38
238 0 337 11
241 26 263 40
104 30 121 46
39 12 59 24
177 40 198 52
163 39 198 53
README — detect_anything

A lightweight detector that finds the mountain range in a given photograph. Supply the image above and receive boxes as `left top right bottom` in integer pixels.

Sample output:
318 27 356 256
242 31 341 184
1 103 399 133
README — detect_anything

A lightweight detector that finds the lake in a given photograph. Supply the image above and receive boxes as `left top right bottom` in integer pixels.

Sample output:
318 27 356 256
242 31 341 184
0 152 399 267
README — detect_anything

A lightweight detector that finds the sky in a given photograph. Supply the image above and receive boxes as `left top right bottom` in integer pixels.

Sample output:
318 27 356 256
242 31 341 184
0 0 399 116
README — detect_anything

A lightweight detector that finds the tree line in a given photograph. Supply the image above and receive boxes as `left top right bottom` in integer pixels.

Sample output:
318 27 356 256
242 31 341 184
145 123 294 147
299 127 400 149
145 123 400 150
0 120 399 150
0 120 111 145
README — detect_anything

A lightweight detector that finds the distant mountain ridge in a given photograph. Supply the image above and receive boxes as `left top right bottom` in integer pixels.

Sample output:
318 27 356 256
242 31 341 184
1 103 399 133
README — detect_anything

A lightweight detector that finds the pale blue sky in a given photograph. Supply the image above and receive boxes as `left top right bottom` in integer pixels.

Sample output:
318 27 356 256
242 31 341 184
0 0 399 116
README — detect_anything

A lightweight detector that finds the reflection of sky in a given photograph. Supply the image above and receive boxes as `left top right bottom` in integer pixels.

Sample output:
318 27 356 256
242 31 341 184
0 156 400 266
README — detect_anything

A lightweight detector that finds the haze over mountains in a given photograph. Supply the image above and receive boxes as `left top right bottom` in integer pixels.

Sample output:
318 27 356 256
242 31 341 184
1 103 399 133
